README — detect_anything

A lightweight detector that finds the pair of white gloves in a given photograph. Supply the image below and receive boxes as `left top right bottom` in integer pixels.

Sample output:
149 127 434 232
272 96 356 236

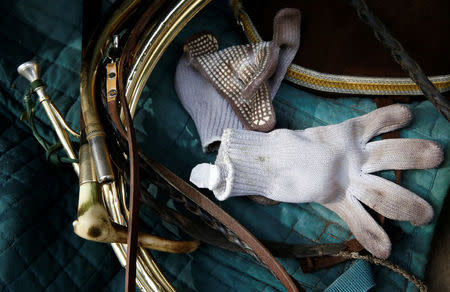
174 9 443 259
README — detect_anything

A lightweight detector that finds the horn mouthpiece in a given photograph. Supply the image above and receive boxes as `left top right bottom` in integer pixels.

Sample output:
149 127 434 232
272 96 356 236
17 60 40 83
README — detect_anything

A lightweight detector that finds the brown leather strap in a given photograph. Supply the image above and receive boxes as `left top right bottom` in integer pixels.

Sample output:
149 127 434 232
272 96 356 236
115 3 167 291
106 62 127 139
115 20 142 292
140 154 301 292
140 188 355 260
105 58 139 291
374 97 404 225
119 58 141 292
298 239 364 273
103 48 140 292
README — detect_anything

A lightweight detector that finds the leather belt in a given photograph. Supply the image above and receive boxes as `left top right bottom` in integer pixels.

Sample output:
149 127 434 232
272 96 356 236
114 2 164 291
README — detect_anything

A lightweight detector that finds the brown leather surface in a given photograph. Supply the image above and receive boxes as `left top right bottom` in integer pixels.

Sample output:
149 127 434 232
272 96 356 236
425 188 450 291
374 97 404 225
115 2 166 291
242 0 450 77
120 54 141 292
118 3 160 291
141 153 302 291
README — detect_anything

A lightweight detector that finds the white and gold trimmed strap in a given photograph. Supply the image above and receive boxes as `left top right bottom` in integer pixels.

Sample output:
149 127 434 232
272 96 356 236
230 0 450 95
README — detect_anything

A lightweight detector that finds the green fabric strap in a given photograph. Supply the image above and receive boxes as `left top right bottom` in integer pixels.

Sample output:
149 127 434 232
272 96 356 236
29 79 45 93
21 80 79 166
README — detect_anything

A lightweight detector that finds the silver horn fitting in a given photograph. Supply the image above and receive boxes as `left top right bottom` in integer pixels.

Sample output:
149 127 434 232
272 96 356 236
17 61 41 85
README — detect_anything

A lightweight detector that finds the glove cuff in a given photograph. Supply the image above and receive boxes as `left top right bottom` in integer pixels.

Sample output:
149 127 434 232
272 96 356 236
212 129 271 200
195 96 244 152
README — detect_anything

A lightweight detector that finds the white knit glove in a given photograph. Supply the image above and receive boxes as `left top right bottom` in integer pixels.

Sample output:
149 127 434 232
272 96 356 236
190 104 444 258
175 54 244 152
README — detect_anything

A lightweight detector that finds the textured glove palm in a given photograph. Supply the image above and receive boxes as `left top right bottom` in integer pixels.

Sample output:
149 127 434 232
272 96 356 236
174 8 300 151
190 105 444 258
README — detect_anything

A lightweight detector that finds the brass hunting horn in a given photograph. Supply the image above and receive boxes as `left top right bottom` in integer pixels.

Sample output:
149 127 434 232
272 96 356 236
17 60 194 292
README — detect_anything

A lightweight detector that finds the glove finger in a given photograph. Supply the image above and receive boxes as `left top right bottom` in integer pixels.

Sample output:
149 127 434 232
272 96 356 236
350 104 412 144
351 174 434 225
363 139 443 173
324 196 391 259
244 8 301 99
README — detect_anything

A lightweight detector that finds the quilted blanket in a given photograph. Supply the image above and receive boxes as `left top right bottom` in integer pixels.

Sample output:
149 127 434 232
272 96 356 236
0 0 448 291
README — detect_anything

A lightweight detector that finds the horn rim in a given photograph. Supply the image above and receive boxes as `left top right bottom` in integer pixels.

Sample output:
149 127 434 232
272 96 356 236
17 60 40 83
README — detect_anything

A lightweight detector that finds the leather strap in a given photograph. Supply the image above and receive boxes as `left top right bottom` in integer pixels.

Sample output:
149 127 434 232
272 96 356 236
140 154 301 292
299 240 364 273
349 0 450 120
104 58 139 291
115 3 166 291
140 182 355 258
118 52 141 292
374 97 405 225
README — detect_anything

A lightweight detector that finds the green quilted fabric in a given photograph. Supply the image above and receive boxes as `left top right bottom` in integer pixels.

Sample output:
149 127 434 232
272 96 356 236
0 1 124 291
0 0 448 291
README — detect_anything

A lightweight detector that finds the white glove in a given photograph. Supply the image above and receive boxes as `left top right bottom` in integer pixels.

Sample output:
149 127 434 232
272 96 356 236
175 8 301 140
190 104 444 258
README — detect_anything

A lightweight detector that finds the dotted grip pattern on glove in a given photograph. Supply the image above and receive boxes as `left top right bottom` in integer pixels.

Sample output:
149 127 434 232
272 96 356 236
177 8 300 136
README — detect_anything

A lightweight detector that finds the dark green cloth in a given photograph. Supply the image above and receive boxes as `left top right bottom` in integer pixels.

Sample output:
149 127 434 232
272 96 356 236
0 0 448 291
